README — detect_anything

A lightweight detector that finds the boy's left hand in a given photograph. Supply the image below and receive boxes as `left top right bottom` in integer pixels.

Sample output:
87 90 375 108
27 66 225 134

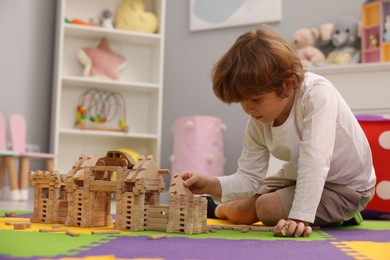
272 219 312 237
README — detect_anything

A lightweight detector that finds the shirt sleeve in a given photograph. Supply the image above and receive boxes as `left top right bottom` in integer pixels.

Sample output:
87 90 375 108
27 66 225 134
289 82 338 223
218 118 270 202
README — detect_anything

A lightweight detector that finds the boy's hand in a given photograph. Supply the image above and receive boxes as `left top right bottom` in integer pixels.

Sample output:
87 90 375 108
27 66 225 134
180 172 221 200
272 219 312 237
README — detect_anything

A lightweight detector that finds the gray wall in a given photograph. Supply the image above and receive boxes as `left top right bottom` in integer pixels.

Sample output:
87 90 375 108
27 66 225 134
161 0 365 181
0 0 56 170
0 0 364 180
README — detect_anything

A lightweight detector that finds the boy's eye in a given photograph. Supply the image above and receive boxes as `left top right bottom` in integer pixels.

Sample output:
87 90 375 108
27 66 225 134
252 98 261 103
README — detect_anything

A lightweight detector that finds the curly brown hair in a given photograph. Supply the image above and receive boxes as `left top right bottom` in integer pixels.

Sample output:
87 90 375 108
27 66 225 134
211 25 304 103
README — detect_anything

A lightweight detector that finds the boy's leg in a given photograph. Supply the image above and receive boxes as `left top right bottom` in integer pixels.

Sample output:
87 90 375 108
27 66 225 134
255 192 288 226
214 195 259 225
314 183 375 226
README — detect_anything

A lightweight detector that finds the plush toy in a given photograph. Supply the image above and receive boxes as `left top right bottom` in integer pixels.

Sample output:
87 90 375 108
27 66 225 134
317 23 335 57
293 28 326 67
115 0 159 33
101 9 114 29
324 16 361 65
77 38 127 80
384 15 390 42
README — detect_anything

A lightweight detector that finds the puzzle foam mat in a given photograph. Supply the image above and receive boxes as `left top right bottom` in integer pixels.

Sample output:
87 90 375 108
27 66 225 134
1 211 390 260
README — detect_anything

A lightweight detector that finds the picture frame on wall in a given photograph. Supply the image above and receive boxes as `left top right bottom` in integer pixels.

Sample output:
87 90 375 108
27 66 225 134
189 0 282 31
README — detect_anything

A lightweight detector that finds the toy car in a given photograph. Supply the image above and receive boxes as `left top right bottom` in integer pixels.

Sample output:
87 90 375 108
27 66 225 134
95 150 135 168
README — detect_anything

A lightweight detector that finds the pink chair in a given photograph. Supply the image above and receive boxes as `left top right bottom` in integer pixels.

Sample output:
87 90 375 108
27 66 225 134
9 114 55 200
0 113 20 200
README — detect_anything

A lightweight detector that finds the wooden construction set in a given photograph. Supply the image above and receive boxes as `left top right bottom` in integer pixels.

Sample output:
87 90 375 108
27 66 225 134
28 150 208 235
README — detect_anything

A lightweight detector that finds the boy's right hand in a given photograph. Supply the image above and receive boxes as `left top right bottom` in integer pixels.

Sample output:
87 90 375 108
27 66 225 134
180 172 222 200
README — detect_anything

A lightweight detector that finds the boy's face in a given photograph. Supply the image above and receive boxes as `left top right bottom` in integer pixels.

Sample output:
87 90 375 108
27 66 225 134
240 90 294 126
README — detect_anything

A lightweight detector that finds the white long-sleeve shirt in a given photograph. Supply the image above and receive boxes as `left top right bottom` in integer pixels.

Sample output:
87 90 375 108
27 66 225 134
218 72 376 223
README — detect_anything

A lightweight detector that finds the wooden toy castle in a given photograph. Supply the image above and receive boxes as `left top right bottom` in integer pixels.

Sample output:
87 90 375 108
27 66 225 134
29 151 207 234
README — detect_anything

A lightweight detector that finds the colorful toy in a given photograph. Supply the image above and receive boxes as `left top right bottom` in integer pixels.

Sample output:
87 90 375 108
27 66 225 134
75 88 128 132
292 27 326 67
115 0 159 33
77 38 126 80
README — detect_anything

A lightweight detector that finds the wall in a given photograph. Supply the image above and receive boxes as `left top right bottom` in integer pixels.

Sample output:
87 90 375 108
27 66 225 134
161 0 366 181
0 0 56 167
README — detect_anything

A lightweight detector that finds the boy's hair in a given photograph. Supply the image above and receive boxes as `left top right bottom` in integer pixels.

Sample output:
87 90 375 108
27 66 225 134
212 25 304 103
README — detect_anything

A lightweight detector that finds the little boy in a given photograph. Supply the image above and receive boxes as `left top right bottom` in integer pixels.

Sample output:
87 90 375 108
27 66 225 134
181 25 376 237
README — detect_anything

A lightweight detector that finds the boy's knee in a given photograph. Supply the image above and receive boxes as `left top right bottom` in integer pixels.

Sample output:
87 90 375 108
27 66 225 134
255 194 285 226
222 200 258 224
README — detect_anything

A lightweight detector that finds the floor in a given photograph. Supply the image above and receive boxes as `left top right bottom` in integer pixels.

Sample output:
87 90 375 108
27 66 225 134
0 199 33 211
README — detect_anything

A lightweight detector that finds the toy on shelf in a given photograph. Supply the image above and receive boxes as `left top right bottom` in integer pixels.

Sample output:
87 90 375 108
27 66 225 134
384 15 390 42
323 16 361 65
75 88 128 132
115 0 159 33
65 17 91 26
292 27 326 67
29 150 208 235
77 38 127 80
369 32 379 48
101 9 114 29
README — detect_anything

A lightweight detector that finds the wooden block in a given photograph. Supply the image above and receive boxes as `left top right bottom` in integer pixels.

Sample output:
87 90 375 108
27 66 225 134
4 211 17 217
274 225 288 237
14 223 31 230
148 234 168 240
249 225 273 232
66 230 80 237
39 228 69 232
91 230 121 235
5 222 31 227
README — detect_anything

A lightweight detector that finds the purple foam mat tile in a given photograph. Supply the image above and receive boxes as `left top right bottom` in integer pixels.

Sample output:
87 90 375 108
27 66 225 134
324 229 390 242
73 236 352 260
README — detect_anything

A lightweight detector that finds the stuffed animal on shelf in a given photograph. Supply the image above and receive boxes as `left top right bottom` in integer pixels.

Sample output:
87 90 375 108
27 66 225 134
101 9 114 29
77 38 126 80
384 15 390 42
324 16 361 65
293 28 326 67
115 0 159 33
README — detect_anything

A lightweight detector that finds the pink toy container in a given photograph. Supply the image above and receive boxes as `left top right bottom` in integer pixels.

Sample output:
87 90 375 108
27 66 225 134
171 116 225 178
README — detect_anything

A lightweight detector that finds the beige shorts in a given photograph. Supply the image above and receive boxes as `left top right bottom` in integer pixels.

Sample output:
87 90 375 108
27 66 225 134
257 176 375 226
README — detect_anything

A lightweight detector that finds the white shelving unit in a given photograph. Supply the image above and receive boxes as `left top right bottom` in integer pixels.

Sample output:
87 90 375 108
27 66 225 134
51 0 165 172
309 62 390 115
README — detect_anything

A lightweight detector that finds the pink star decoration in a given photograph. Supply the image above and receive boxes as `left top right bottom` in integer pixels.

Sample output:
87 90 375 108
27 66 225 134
78 38 127 80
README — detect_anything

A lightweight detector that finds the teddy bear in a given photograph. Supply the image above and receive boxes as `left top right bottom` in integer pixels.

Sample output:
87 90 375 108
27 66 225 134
322 16 361 65
293 28 326 67
114 0 159 33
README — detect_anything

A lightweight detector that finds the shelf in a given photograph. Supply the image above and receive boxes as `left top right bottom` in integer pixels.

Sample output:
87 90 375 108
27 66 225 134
59 128 158 140
62 76 159 93
309 62 390 115
309 62 390 75
64 24 161 46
